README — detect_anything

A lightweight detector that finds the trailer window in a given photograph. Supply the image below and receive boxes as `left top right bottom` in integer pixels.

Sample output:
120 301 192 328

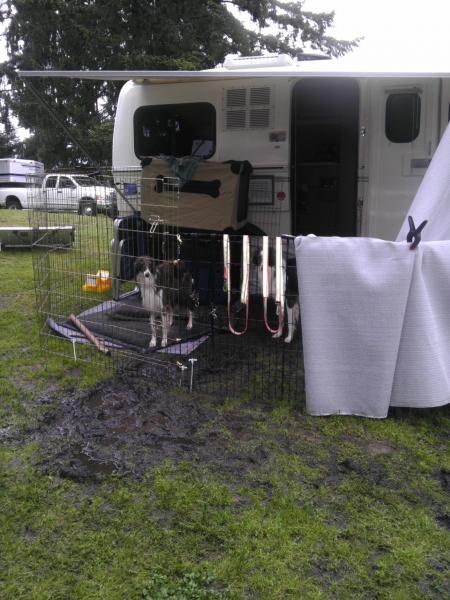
134 103 216 159
385 93 421 143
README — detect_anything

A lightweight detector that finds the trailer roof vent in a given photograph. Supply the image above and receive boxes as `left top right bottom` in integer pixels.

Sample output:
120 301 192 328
223 53 295 70
297 52 330 61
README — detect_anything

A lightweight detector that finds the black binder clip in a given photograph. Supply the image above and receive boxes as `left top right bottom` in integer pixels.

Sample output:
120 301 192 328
406 216 427 250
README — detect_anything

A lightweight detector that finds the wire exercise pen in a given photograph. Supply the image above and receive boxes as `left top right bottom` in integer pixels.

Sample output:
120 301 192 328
28 165 304 403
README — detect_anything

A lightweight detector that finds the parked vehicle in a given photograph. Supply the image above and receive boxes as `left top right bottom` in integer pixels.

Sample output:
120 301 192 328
19 53 450 238
0 158 44 210
37 173 117 216
0 161 116 216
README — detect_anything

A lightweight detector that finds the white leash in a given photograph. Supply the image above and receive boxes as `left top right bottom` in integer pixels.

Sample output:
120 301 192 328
263 235 284 335
275 236 285 308
241 234 250 305
223 234 250 335
262 235 270 299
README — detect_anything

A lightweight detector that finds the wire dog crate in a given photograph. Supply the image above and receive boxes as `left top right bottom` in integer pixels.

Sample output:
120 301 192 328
29 165 304 403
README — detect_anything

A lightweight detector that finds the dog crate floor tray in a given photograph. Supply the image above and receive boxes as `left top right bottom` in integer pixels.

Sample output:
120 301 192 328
48 292 210 353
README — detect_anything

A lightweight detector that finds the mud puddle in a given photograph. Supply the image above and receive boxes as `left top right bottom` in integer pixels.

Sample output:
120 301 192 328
31 376 262 480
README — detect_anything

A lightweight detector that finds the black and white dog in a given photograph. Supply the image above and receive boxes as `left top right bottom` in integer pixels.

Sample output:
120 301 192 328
252 245 300 343
135 257 197 348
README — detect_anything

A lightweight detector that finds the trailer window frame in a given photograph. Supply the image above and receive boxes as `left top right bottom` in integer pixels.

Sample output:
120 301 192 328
385 92 421 143
134 102 216 159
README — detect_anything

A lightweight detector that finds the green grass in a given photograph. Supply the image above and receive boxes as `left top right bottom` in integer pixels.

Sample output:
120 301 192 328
0 210 109 429
0 208 449 599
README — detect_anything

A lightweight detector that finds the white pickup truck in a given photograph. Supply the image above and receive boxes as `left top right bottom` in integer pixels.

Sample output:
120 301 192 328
0 170 117 216
38 173 117 216
0 183 33 210
0 158 44 210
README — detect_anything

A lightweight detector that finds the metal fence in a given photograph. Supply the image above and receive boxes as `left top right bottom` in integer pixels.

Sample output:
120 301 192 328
28 166 305 404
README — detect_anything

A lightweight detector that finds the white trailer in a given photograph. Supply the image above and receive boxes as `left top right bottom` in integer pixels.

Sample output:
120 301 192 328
20 54 450 239
0 158 44 183
0 158 44 209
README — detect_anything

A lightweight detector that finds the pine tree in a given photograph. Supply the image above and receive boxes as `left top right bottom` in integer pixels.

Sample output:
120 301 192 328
0 0 357 167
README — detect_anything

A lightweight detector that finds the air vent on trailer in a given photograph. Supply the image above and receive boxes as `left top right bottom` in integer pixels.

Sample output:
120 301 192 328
250 87 271 105
226 88 246 107
224 86 273 130
249 108 271 128
226 110 246 129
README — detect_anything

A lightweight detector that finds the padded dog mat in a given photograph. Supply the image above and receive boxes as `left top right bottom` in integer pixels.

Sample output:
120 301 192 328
49 291 211 354
48 291 283 355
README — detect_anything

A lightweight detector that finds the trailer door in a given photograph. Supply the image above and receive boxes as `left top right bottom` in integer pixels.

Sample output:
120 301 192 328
363 79 439 240
292 78 359 237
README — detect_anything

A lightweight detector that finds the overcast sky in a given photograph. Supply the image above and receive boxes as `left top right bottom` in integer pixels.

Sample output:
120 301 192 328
3 0 447 140
2 1 448 68
303 0 450 68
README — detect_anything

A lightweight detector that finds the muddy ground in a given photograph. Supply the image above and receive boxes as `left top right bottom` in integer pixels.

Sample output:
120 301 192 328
22 375 449 509
6 373 449 599
28 376 274 481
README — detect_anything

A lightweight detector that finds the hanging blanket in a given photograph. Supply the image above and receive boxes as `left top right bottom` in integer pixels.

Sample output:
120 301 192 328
295 235 450 417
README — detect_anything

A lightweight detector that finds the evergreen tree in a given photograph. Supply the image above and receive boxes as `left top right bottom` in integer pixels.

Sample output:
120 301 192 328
0 0 357 167
0 98 18 157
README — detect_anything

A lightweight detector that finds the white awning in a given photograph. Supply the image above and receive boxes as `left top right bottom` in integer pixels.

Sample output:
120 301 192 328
18 63 450 84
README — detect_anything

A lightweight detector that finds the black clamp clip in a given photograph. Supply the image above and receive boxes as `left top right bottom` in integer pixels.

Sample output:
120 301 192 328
406 216 427 250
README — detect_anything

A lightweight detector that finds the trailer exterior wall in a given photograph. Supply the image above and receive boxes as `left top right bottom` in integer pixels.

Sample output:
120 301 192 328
111 71 446 240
